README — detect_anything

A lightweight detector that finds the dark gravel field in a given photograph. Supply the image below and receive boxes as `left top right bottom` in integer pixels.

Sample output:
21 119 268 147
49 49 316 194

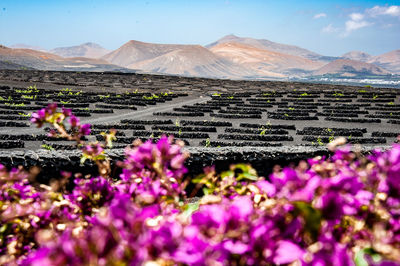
0 69 398 180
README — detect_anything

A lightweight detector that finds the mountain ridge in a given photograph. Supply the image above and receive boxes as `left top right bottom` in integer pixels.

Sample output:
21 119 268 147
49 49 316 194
0 45 129 72
2 36 399 79
207 34 338 63
341 51 372 62
314 59 390 77
50 42 110 58
103 40 257 78
368 50 400 74
209 42 324 78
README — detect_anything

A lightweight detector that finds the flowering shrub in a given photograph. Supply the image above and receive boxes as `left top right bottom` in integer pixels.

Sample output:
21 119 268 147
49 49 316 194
0 104 398 265
31 103 115 177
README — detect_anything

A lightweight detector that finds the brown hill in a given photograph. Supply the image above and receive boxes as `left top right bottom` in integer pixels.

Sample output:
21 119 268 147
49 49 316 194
209 42 324 78
207 35 337 62
314 59 390 77
102 40 182 67
368 50 400 74
103 40 256 79
0 45 128 72
0 46 62 69
50 42 110 58
341 51 372 62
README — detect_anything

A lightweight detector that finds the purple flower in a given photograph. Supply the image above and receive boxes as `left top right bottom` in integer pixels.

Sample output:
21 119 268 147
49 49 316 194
79 123 91 136
82 143 104 157
170 154 185 169
273 240 305 264
47 103 58 114
332 145 352 161
270 167 299 188
256 180 276 197
223 240 249 254
67 176 114 215
30 108 46 127
19 106 400 265
309 236 353 266
119 135 188 204
21 247 52 266
68 115 80 128
317 191 345 221
230 196 253 220
291 175 320 202
61 107 72 117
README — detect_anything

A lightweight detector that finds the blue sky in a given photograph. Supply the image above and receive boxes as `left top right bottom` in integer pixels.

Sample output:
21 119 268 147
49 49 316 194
0 0 399 56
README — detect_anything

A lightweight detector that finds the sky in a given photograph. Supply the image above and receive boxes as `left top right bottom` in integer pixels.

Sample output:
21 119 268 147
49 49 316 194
0 0 399 56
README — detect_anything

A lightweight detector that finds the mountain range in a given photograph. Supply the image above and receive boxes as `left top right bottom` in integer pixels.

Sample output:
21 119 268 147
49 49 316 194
102 40 255 78
0 45 127 72
1 35 398 79
341 50 400 74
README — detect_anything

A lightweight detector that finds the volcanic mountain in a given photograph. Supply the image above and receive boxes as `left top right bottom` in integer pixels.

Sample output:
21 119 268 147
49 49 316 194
341 51 372 62
50 42 110 58
368 50 400 74
314 59 390 77
0 45 128 72
102 40 182 66
102 40 256 78
207 34 337 62
209 42 324 78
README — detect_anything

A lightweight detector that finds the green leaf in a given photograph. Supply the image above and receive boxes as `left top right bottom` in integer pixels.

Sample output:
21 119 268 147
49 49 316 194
232 164 258 181
221 170 233 179
236 172 257 182
93 155 106 161
203 187 211 195
354 250 368 266
293 201 322 241
182 202 200 219
80 155 88 165
354 248 381 266
0 224 8 233
192 174 207 184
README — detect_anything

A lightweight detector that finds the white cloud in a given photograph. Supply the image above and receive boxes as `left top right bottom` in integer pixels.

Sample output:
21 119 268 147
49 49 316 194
313 13 327 19
366 5 400 17
345 20 371 32
322 24 339 33
342 12 372 37
321 5 399 37
349 13 364 21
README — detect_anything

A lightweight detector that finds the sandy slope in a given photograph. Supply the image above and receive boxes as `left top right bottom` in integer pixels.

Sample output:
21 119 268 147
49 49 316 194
209 42 324 77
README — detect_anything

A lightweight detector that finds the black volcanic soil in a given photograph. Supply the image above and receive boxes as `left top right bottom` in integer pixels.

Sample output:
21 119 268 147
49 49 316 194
0 69 398 181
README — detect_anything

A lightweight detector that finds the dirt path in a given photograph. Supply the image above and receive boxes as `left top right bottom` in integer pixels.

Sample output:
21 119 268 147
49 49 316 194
0 95 210 135
81 96 210 124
